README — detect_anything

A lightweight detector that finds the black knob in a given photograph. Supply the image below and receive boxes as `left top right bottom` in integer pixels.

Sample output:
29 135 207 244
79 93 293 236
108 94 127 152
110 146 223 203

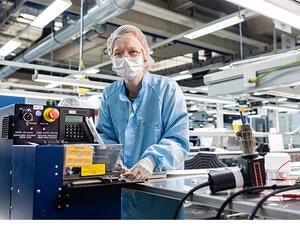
22 109 33 121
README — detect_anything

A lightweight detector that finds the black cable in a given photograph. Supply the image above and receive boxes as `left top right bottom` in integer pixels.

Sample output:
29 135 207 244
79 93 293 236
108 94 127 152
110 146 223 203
174 181 210 219
215 184 291 219
249 185 300 220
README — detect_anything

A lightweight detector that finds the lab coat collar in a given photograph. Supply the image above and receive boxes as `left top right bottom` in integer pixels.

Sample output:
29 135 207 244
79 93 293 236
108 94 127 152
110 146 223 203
119 80 128 102
119 71 150 101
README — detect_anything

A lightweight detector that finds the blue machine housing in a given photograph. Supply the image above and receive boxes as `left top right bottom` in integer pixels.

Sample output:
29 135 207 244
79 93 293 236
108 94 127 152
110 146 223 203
0 139 13 219
0 105 15 219
9 145 121 219
0 104 122 219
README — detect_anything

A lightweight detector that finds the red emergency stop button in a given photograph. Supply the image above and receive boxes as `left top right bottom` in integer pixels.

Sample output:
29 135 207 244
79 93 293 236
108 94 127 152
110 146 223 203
43 108 60 122
49 108 60 120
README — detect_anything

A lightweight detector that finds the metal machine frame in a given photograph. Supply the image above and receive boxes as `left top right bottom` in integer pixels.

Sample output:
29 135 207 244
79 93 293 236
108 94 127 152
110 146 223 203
204 50 300 97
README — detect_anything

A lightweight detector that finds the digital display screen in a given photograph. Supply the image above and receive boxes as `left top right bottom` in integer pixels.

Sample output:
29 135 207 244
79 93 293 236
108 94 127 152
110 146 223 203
65 115 83 123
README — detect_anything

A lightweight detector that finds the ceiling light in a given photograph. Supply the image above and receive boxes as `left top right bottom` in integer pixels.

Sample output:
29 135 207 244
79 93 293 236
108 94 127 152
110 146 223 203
277 97 288 102
20 13 36 20
84 68 100 74
261 105 299 112
31 0 72 29
73 74 86 79
32 73 109 90
184 93 235 104
226 0 300 30
17 13 36 24
184 13 244 39
172 74 192 81
171 71 193 81
0 81 88 95
150 53 193 72
252 92 264 96
0 89 70 100
0 40 21 58
211 110 241 116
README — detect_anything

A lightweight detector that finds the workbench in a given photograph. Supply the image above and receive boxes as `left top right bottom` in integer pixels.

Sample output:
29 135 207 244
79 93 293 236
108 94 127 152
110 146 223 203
122 171 300 219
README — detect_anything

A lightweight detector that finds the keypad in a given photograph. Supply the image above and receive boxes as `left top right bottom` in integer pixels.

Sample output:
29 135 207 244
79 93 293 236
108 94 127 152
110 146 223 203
65 125 84 139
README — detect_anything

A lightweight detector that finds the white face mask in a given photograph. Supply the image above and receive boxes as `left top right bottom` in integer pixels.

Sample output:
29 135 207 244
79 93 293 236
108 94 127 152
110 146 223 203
112 56 145 80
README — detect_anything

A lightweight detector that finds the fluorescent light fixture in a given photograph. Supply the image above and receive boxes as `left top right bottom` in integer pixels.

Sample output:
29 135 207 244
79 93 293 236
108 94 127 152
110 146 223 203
277 97 288 102
171 71 193 81
44 82 61 88
150 53 193 72
17 13 36 24
212 110 241 116
0 40 21 57
73 74 86 79
0 81 90 95
184 13 244 39
31 0 72 28
0 89 70 100
252 92 264 96
32 73 109 89
226 0 300 30
172 74 192 81
84 68 100 74
184 93 235 104
20 13 36 20
261 105 299 112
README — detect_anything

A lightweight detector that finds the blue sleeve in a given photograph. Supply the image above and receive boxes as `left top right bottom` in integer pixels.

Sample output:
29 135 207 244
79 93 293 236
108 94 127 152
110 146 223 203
96 90 119 145
142 81 190 171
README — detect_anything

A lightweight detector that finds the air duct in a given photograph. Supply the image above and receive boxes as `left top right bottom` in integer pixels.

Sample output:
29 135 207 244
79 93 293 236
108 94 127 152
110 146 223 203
0 0 135 80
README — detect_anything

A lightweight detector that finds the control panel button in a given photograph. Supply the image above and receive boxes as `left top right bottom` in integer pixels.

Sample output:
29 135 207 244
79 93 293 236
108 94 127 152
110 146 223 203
43 108 60 123
22 109 33 122
49 109 60 120
35 110 42 117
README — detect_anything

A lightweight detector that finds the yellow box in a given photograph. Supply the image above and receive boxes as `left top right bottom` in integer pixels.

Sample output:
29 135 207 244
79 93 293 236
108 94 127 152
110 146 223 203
81 164 106 176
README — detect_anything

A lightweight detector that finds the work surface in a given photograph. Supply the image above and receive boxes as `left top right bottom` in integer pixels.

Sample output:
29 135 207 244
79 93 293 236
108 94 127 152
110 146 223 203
123 170 300 219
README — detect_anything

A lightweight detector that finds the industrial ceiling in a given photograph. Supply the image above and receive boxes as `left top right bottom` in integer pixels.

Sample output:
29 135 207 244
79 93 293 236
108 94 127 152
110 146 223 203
0 0 300 113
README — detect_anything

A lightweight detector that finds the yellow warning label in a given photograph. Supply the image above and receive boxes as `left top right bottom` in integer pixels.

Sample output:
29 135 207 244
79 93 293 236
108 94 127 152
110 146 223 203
64 145 93 167
81 164 106 176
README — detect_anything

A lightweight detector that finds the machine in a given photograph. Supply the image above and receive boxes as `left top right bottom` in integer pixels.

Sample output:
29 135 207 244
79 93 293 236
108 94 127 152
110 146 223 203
0 104 125 219
236 124 266 189
208 123 266 193
0 104 95 145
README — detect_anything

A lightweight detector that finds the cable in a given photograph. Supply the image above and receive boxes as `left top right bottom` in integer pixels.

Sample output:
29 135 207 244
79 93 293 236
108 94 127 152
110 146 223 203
79 0 85 72
238 6 243 60
215 184 291 219
174 181 210 219
274 193 300 198
240 111 245 124
255 60 300 82
276 152 300 180
249 185 300 220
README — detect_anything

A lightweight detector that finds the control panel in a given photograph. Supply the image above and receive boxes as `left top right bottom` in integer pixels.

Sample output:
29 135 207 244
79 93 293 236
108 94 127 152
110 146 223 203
0 104 95 145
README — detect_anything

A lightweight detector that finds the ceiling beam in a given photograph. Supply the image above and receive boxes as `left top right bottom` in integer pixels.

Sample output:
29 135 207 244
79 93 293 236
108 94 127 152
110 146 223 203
133 0 267 48
112 15 240 55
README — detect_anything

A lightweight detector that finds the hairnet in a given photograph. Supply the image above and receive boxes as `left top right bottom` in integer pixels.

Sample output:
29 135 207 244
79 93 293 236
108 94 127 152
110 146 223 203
107 25 155 67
